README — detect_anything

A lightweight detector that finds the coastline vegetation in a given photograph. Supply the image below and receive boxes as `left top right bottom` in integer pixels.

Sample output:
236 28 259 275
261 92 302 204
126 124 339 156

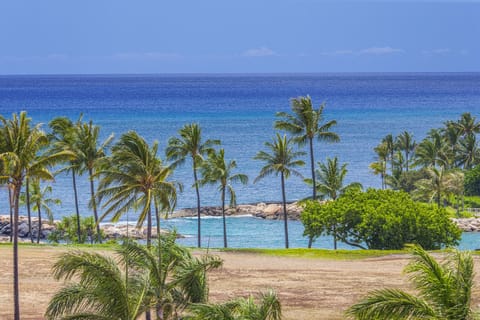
1 103 479 319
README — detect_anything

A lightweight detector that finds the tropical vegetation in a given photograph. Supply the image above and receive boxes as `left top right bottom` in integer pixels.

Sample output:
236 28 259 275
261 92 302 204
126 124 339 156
300 189 461 250
347 245 479 320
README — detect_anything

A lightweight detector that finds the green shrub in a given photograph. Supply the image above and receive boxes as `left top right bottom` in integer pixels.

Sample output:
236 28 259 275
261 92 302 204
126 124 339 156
300 189 461 250
48 214 104 244
465 166 480 196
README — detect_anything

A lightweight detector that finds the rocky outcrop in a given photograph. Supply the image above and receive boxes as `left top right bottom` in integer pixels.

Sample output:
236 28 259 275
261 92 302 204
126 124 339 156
451 218 480 232
172 202 303 220
0 215 172 242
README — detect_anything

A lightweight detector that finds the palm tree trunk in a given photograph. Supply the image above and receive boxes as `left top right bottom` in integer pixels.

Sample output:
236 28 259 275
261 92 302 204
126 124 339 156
281 172 289 249
72 171 82 243
145 205 152 320
221 186 227 248
9 187 13 242
26 178 33 243
147 206 152 248
193 160 202 248
13 182 21 320
309 137 316 200
88 168 102 243
36 204 42 244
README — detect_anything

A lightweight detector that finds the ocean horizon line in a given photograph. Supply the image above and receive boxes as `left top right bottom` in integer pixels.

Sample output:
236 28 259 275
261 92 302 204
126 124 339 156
1 71 480 77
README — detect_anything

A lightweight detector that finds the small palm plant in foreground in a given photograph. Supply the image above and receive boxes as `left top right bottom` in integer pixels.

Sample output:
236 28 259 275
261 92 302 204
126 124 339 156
346 245 479 320
45 233 223 320
187 289 282 320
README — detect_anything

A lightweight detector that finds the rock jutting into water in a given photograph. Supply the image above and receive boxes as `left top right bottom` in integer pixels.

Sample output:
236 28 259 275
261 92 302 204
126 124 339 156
172 202 303 220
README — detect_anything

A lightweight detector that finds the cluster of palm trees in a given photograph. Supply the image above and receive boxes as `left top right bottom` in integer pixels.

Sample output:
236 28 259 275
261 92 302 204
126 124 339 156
370 113 480 208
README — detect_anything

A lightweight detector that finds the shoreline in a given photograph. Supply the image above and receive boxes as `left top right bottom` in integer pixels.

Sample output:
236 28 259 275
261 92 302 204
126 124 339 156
2 202 480 242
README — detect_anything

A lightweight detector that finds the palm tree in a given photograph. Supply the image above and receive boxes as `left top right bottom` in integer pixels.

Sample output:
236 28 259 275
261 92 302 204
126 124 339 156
275 95 339 200
457 134 480 170
396 131 416 172
382 134 396 175
118 234 223 319
308 157 362 249
414 129 446 169
97 131 178 247
199 149 248 248
187 289 282 320
370 142 389 189
0 111 71 320
346 245 478 320
166 123 220 248
414 167 451 206
28 180 60 243
254 133 305 248
49 116 83 242
45 250 150 320
77 120 114 243
452 112 480 139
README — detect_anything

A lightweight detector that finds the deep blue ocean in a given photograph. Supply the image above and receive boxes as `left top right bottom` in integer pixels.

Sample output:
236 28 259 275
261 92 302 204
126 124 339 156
1 73 480 249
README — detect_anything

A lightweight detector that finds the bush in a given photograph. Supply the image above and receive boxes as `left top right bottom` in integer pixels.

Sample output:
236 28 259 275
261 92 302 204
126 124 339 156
465 166 480 196
300 189 461 250
48 214 104 244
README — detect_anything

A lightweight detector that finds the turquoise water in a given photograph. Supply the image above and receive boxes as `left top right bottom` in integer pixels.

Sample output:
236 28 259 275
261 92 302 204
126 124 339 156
1 73 480 249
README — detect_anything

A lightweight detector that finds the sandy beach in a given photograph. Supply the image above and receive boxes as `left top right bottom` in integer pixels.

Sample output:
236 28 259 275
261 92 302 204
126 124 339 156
2 246 480 319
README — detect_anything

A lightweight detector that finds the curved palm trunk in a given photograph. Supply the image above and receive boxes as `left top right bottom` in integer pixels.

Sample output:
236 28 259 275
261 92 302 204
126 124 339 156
36 202 42 244
25 178 33 243
13 182 22 320
309 137 316 200
71 171 82 243
88 167 102 243
193 160 202 248
281 172 289 249
221 186 227 248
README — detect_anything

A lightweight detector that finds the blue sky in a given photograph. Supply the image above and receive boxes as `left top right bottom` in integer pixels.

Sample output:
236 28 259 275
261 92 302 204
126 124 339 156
0 0 479 74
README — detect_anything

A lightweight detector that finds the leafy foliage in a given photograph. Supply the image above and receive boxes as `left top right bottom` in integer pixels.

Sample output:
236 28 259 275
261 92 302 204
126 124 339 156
48 214 104 244
300 189 461 250
465 166 480 196
346 246 479 320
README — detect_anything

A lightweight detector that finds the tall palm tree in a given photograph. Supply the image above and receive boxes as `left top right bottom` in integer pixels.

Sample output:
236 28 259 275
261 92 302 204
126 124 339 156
370 142 389 189
309 156 362 249
187 289 282 320
0 111 71 320
28 180 60 243
382 134 396 175
347 245 478 320
49 116 83 242
97 131 178 247
77 120 114 243
118 234 223 319
396 131 416 172
199 149 248 248
254 133 305 248
45 250 150 320
275 95 339 200
166 123 220 248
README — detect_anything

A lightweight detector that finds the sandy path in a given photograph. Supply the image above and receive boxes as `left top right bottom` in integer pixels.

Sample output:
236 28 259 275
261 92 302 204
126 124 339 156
1 246 479 320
